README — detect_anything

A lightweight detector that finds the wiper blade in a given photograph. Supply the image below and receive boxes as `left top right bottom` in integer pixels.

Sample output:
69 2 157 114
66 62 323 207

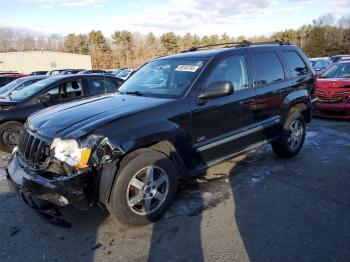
124 91 148 96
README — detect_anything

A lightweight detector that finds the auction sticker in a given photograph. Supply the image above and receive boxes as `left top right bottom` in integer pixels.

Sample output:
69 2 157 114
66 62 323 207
175 65 200 72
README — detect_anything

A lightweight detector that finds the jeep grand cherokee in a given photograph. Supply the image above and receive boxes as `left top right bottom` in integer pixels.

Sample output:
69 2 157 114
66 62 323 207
6 42 316 226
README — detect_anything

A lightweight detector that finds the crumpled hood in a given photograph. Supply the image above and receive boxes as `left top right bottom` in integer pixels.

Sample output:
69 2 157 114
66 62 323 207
27 94 172 138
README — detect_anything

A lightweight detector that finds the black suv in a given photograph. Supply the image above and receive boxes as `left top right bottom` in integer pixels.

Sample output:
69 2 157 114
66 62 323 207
0 74 124 152
6 42 316 226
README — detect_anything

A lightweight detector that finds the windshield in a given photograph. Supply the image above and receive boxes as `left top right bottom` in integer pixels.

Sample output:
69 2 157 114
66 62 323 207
0 78 26 94
321 63 350 79
119 59 207 98
10 77 59 101
117 70 131 78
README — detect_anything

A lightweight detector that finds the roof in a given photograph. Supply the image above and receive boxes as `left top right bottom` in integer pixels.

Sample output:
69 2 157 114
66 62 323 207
156 43 299 61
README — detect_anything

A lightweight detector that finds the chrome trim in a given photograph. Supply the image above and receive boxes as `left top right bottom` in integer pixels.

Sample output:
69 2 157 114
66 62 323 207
311 98 317 103
194 117 280 152
189 139 271 176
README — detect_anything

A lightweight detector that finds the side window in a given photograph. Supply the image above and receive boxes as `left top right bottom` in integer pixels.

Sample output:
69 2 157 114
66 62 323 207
87 78 117 95
44 87 60 100
282 51 309 78
64 80 82 98
207 56 248 91
251 52 285 87
104 79 117 93
43 80 82 101
0 79 6 86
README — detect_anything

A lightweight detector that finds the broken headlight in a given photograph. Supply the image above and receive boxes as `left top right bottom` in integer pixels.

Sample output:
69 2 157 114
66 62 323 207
50 138 91 169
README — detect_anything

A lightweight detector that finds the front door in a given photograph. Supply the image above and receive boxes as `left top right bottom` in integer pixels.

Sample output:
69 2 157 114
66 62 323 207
190 55 258 165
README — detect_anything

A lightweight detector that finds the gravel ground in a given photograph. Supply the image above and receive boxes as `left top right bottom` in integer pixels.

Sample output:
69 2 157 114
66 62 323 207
0 118 349 262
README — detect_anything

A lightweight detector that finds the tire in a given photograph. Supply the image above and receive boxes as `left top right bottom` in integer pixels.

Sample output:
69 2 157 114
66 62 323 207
0 121 23 153
272 112 306 158
108 148 178 226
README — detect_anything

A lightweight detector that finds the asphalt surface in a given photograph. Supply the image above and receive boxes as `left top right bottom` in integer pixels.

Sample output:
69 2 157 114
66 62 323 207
0 118 349 262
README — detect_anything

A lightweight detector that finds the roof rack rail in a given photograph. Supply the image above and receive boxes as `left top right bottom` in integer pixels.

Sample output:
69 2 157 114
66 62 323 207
181 40 290 53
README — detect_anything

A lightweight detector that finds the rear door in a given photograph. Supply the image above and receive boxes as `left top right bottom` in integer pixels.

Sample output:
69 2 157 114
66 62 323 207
248 51 289 140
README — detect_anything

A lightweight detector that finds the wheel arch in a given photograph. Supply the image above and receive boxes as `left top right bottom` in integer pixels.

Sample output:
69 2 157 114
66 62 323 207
99 139 189 205
282 89 312 124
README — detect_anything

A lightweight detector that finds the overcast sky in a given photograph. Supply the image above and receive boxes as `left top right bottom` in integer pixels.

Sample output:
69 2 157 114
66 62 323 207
1 0 350 37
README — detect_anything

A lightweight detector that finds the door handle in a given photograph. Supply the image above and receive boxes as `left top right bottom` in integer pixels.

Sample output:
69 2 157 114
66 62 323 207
239 98 255 105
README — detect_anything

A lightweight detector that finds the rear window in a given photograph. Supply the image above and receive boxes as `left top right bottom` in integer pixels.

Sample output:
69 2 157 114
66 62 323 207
251 52 285 87
283 51 309 78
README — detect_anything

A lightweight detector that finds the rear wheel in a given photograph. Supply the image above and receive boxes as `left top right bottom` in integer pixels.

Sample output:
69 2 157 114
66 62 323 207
272 112 306 158
0 121 23 153
108 149 178 225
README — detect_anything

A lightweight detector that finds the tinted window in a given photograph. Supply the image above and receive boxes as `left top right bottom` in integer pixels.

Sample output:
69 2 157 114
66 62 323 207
283 51 308 78
87 78 117 95
207 56 248 91
251 53 285 86
0 78 7 86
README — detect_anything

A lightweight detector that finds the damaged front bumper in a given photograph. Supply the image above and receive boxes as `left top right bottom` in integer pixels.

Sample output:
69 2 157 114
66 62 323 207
6 153 95 210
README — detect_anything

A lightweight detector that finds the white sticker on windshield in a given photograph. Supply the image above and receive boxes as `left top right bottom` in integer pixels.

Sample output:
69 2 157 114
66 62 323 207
175 65 200 72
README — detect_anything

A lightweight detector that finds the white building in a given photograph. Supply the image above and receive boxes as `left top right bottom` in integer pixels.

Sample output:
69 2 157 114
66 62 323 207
0 51 92 73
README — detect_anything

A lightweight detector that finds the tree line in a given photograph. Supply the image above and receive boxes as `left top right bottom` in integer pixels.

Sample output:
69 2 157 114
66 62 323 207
0 13 349 69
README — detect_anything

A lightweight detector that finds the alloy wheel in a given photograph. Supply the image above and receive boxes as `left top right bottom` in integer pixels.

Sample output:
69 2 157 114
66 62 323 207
287 119 304 151
126 165 169 216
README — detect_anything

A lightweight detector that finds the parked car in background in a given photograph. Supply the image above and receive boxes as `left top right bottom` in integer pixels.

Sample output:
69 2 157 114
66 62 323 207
59 69 84 75
116 68 137 80
310 58 331 74
6 42 315 226
0 74 29 87
77 69 109 74
31 71 49 76
329 55 350 64
315 61 350 119
0 75 50 99
110 68 127 76
0 72 19 75
0 74 124 152
47 69 84 75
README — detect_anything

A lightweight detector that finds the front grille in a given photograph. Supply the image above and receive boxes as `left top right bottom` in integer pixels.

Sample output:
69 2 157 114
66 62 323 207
17 128 50 168
316 90 350 103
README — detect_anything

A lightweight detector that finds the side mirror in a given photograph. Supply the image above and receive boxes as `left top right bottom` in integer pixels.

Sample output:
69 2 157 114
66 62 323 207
38 93 50 105
198 81 234 100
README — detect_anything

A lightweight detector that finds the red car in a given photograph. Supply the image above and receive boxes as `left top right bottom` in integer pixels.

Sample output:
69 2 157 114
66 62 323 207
315 61 350 119
0 74 29 88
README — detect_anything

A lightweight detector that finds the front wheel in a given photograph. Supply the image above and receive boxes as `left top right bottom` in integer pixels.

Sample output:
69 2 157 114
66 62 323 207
108 149 178 226
0 121 23 153
272 112 306 158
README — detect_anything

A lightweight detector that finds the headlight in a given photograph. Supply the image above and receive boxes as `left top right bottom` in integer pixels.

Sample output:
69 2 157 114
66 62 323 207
50 138 91 168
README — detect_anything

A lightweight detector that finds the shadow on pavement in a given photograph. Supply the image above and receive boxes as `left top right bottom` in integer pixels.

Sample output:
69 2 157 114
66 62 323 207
230 125 350 261
0 188 109 262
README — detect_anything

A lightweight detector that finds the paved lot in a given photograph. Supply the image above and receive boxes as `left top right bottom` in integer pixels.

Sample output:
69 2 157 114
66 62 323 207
0 118 349 262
